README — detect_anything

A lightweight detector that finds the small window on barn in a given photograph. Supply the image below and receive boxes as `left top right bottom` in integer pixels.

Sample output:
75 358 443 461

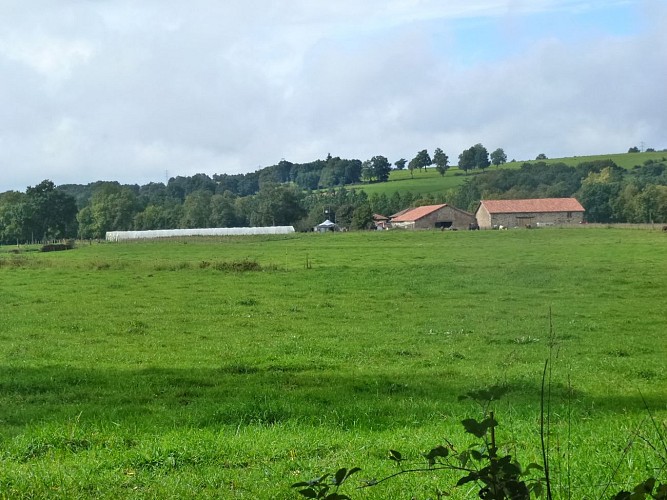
435 221 452 229
566 212 572 218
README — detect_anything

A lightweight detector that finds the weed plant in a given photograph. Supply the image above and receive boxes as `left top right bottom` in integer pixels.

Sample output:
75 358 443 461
0 228 665 498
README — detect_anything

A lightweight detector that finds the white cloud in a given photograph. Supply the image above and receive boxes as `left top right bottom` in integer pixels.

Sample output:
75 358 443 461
0 35 94 81
0 0 664 191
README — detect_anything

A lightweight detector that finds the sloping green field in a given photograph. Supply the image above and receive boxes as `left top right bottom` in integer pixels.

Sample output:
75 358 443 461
544 150 667 170
354 168 471 197
352 151 667 198
0 228 665 498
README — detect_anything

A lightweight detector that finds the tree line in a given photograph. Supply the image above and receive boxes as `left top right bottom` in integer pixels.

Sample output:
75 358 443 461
0 146 491 243
1 148 666 244
450 158 667 223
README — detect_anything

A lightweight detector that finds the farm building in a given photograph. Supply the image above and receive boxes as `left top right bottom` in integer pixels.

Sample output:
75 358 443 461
475 198 585 229
373 214 389 230
390 204 476 230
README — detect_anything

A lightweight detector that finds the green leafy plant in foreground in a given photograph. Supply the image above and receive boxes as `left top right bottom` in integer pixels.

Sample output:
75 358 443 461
293 407 545 499
293 385 546 498
293 383 667 499
292 467 361 499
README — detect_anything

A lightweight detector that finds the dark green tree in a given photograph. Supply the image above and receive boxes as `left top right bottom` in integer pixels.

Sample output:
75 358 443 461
394 158 407 170
452 179 482 212
210 191 239 227
433 148 449 176
411 149 432 172
407 158 417 178
24 180 78 241
536 153 548 160
250 184 306 226
0 191 28 244
181 190 213 228
474 143 491 171
490 148 507 167
78 183 138 239
576 168 622 223
371 155 391 182
334 203 356 228
295 170 321 190
458 147 476 175
361 160 374 183
351 202 373 230
133 204 175 230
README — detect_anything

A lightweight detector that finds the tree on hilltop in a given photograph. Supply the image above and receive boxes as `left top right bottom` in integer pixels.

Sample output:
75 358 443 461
433 148 449 176
411 150 432 173
371 155 392 182
490 148 507 167
458 144 489 174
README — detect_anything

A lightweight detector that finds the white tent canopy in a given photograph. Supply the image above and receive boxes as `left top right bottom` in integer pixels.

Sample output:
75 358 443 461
106 226 295 241
315 219 337 232
317 219 335 228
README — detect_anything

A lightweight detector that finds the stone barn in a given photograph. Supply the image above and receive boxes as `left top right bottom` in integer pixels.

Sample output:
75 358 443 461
390 204 476 230
475 198 585 229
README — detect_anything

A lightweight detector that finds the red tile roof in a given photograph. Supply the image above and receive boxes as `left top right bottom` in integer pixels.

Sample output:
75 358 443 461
389 208 412 218
391 204 448 222
479 198 584 214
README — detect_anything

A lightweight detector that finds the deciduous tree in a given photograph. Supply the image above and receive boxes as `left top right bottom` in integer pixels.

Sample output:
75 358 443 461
371 155 391 182
411 150 432 172
25 180 78 241
473 144 490 171
490 148 507 167
433 148 449 176
250 184 306 226
458 148 476 175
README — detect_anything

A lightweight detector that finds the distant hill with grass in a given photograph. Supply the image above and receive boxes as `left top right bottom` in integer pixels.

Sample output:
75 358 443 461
353 150 667 198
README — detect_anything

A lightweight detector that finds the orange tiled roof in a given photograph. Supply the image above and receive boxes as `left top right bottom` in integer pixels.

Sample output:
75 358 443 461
480 198 584 214
389 208 412 218
391 204 448 222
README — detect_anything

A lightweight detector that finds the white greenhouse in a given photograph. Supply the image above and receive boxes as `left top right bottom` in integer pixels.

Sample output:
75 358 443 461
105 226 295 242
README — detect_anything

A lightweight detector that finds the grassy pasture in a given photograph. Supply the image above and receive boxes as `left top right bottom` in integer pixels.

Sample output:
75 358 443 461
352 151 667 197
353 168 471 196
544 150 667 170
0 228 665 498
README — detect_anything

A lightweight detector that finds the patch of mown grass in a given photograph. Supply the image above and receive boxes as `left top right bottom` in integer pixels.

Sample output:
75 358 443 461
0 229 665 498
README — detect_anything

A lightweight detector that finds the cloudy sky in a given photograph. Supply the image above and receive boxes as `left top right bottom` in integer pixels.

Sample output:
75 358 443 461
1 0 665 192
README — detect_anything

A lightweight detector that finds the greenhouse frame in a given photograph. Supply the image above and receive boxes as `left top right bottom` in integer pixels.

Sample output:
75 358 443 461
105 227 295 242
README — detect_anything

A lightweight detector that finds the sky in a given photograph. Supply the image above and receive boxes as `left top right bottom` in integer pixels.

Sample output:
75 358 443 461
1 0 666 192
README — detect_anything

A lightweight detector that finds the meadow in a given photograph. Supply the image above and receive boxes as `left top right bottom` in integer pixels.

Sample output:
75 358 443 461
352 150 667 197
0 228 665 498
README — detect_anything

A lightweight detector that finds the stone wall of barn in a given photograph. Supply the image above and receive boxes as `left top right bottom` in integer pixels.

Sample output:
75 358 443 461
413 206 476 230
483 211 584 228
476 205 492 229
392 221 416 229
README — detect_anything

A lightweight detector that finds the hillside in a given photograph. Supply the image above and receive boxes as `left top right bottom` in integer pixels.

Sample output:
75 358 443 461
353 150 667 198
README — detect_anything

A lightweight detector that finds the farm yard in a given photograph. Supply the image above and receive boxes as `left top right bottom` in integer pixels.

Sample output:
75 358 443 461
0 228 665 498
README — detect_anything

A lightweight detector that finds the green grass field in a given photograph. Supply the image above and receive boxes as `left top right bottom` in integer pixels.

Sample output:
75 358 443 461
1 228 665 498
543 150 667 170
354 167 472 197
352 151 667 198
